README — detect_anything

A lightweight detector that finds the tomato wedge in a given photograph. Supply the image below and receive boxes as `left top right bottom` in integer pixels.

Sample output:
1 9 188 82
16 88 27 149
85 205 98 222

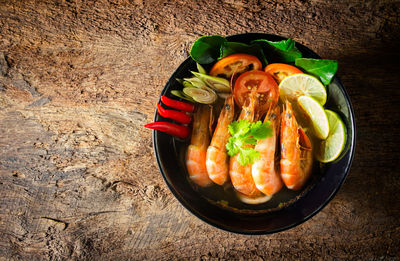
233 70 279 115
209 54 262 79
264 63 303 84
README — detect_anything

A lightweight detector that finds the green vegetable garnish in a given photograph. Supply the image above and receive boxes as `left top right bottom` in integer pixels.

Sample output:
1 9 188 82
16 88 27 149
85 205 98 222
196 63 207 74
170 90 195 102
295 58 338 85
190 35 227 64
252 38 302 63
191 71 230 92
183 86 217 104
226 119 272 166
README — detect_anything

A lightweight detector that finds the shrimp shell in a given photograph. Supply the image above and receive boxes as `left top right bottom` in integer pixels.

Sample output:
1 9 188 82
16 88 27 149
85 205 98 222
206 95 235 185
186 105 213 187
229 92 262 197
280 101 313 190
252 106 283 196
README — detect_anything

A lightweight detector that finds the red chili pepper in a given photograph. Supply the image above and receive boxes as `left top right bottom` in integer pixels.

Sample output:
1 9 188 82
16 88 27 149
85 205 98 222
144 122 190 139
156 104 192 124
161 96 195 113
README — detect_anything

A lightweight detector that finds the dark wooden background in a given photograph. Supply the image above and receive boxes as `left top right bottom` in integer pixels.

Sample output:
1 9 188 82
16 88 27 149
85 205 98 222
1 0 399 260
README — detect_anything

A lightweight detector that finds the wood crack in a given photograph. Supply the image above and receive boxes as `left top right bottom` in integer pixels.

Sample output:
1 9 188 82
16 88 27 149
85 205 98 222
40 217 69 230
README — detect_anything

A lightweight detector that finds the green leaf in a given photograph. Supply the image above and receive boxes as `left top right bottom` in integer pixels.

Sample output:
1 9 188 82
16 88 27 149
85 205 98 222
295 58 338 85
225 119 273 166
250 121 272 140
238 148 260 166
226 137 240 157
219 41 268 66
252 38 302 63
228 120 251 137
190 35 227 64
244 136 257 145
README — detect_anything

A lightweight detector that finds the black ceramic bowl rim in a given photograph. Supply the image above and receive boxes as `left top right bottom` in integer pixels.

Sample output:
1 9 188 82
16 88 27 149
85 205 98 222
152 33 356 235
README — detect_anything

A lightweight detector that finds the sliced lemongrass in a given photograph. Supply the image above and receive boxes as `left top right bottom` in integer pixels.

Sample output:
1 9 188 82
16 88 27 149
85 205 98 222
183 76 207 88
196 63 207 74
170 90 195 102
183 87 217 104
191 71 231 92
182 80 195 88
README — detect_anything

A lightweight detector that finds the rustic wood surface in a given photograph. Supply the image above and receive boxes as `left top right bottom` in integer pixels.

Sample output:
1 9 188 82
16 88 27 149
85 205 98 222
0 0 399 260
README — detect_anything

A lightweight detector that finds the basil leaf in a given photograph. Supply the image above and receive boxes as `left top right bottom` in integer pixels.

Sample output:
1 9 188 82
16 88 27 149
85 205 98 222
252 38 302 63
190 35 227 64
295 58 338 85
219 41 268 66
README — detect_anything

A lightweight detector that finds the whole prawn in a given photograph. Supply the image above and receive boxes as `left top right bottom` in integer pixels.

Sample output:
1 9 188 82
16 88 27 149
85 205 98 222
186 105 213 187
229 91 262 197
206 95 235 185
252 106 283 196
280 101 313 190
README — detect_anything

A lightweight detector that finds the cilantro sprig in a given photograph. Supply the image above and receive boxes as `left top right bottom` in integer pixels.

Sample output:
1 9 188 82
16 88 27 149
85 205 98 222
226 119 272 166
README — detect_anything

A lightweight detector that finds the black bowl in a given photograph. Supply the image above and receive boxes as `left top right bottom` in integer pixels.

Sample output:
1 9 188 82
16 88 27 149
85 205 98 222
153 33 356 234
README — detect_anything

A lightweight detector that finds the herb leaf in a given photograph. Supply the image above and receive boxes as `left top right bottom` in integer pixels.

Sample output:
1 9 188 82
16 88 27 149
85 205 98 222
190 35 227 64
295 58 338 85
228 120 252 137
238 148 260 167
226 119 273 166
226 137 241 157
250 120 272 139
252 38 302 63
219 41 268 66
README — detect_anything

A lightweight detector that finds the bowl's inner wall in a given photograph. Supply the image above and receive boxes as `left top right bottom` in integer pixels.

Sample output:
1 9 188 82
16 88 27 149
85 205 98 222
154 33 355 234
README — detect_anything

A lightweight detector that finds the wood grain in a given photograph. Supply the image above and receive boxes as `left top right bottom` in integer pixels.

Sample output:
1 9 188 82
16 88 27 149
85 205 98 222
0 0 399 260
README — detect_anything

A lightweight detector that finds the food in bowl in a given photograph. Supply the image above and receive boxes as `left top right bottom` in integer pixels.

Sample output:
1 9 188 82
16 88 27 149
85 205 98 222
146 34 347 212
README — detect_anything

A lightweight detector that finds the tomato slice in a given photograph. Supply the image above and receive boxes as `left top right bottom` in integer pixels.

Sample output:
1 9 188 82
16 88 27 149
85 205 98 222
233 70 279 114
209 54 262 79
264 63 303 84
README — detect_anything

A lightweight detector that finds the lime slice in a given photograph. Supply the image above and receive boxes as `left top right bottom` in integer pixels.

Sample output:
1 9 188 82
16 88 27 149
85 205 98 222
298 96 329 139
316 110 346 163
279 73 327 105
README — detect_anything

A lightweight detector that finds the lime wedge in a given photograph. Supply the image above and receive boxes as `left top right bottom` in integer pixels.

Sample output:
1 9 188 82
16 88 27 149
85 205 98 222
298 96 329 139
316 110 346 163
279 73 327 105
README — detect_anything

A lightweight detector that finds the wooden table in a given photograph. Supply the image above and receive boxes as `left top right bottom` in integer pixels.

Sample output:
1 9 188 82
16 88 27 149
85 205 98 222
1 1 399 259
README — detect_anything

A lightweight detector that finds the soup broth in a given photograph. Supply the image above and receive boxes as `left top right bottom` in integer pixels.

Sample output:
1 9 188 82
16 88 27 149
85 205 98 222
176 100 324 214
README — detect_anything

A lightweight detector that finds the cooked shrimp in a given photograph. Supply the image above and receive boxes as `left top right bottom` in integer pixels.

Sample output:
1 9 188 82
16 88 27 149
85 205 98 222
229 92 262 197
280 101 313 190
186 105 213 187
206 95 234 185
252 106 283 196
